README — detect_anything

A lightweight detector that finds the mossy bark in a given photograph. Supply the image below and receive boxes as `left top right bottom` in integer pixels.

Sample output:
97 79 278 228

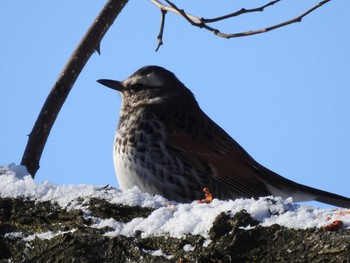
1 197 349 263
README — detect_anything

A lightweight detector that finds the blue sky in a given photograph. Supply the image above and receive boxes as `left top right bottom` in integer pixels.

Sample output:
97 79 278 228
1 1 349 205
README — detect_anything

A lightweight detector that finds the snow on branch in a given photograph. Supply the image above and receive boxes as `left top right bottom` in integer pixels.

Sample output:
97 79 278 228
150 0 332 51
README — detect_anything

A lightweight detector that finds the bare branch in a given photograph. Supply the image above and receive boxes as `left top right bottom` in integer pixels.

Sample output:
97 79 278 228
201 0 281 24
220 0 332 38
164 0 219 34
21 0 129 177
155 9 167 52
150 0 201 23
150 0 332 42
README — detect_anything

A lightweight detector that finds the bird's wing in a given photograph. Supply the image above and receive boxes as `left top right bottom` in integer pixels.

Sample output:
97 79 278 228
154 104 271 198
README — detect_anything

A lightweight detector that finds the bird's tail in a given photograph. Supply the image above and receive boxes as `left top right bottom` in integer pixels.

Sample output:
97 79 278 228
263 168 350 208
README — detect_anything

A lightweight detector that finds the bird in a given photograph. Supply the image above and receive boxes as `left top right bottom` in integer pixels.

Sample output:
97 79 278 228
97 65 350 207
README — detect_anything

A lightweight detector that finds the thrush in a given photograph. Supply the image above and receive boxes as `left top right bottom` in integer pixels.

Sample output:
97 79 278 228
98 65 350 207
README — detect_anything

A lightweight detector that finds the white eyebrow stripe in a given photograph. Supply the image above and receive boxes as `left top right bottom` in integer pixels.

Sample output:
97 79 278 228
123 72 164 87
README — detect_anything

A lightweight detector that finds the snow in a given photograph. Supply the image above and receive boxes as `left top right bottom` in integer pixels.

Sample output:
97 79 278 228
23 230 76 241
1 163 350 240
183 244 195 252
142 249 174 259
0 163 166 209
4 229 76 242
202 239 212 247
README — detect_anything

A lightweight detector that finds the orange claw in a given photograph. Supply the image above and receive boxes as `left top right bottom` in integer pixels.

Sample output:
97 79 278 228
323 220 343 231
197 187 213 204
324 209 350 229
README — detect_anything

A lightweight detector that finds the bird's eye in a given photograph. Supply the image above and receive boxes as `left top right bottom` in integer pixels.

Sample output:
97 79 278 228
131 83 144 91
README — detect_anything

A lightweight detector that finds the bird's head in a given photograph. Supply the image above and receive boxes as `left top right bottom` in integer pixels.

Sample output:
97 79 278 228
97 65 195 109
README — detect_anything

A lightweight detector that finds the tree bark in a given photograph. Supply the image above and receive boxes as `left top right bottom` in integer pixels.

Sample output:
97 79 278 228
21 0 129 178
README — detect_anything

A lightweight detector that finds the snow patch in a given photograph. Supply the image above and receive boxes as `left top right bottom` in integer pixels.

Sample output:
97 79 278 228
24 231 67 241
183 244 195 252
1 164 350 239
5 230 76 242
142 249 174 259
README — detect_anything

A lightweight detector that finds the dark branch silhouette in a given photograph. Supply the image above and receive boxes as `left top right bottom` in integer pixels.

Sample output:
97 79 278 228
156 9 167 52
151 0 331 49
21 0 129 177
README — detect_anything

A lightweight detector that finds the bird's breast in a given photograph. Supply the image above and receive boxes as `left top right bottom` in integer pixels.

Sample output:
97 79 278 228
113 109 169 192
112 109 213 201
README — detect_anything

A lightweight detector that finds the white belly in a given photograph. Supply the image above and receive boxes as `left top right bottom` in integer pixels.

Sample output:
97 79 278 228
112 125 167 195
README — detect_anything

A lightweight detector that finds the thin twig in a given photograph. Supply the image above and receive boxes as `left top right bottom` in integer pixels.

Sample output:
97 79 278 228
156 9 167 51
150 0 201 23
201 0 281 23
163 0 222 37
219 0 332 38
151 0 332 40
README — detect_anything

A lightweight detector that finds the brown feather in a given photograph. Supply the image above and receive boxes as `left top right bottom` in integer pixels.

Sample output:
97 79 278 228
152 100 272 199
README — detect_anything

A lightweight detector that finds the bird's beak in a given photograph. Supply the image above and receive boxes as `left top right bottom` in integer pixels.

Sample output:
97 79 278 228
97 79 125 92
